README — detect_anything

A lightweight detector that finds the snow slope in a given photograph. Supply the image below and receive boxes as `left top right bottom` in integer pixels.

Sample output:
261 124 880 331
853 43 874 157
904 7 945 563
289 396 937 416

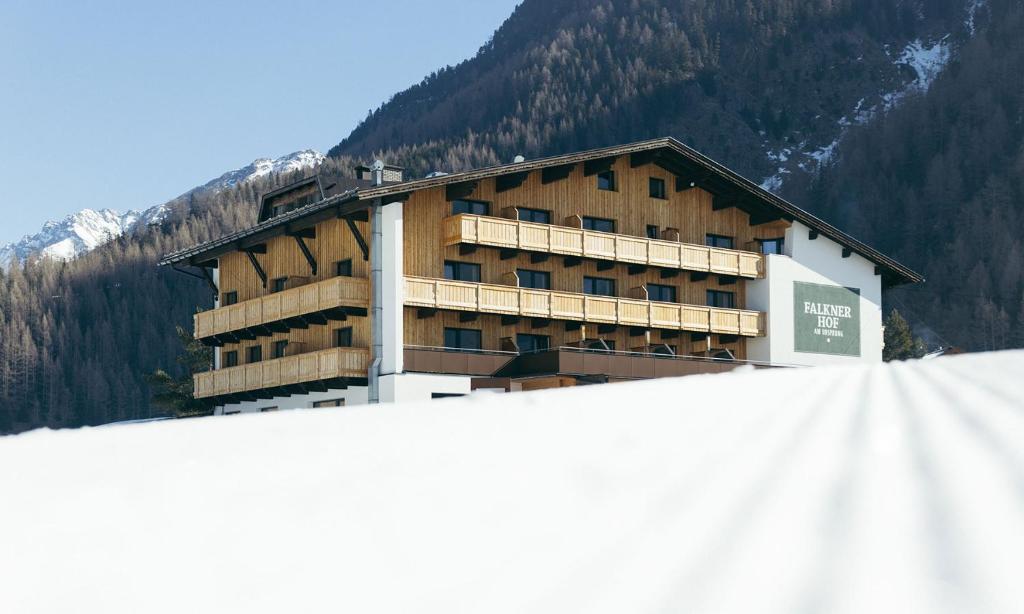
0 150 324 266
1 351 1022 613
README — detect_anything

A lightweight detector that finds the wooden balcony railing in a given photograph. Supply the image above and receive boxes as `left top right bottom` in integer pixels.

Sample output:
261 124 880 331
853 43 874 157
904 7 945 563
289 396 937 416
194 276 369 340
194 347 370 399
404 276 765 337
444 214 764 278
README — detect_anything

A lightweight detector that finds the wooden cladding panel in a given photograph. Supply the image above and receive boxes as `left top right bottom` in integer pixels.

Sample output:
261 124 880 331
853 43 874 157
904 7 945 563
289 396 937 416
404 155 787 281
218 216 369 305
403 309 747 360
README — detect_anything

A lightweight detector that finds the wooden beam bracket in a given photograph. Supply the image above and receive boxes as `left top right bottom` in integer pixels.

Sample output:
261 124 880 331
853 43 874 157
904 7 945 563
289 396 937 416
244 249 267 288
345 216 369 261
292 234 318 276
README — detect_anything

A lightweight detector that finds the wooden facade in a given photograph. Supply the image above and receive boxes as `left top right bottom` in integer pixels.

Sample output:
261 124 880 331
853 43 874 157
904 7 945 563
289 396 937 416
176 143 820 401
402 157 786 358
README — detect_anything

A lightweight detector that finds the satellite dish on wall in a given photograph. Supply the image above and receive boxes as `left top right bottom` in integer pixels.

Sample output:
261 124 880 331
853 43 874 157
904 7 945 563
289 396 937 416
513 155 526 163
372 159 385 171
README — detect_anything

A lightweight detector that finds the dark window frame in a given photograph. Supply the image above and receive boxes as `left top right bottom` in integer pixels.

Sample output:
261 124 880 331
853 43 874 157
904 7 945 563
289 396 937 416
518 207 552 224
271 277 288 293
443 260 482 283
649 177 667 199
335 259 353 277
705 234 735 250
646 283 678 303
516 269 551 290
223 350 239 368
707 289 736 309
582 216 616 233
335 327 353 348
515 333 551 354
246 345 263 364
757 237 785 255
221 291 238 306
596 170 616 191
272 340 289 359
444 327 483 351
646 225 660 239
583 276 616 297
451 199 490 216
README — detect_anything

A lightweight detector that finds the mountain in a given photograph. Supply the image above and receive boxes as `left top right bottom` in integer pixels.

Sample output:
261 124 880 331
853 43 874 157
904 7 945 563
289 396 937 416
0 150 324 267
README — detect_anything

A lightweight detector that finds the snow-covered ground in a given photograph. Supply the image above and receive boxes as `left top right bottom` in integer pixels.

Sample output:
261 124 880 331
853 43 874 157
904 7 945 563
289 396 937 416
2 351 1023 613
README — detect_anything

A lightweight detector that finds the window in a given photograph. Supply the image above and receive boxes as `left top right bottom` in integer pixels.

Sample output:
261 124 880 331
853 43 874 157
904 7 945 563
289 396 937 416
271 277 287 293
223 351 238 368
272 340 288 359
582 216 616 233
313 399 345 408
705 234 735 249
583 276 616 296
518 208 551 224
516 333 550 353
759 238 785 255
335 327 353 348
517 269 551 290
649 177 667 199
260 407 279 412
707 290 736 309
647 283 677 303
221 291 238 306
444 328 482 350
597 170 616 191
246 345 263 363
451 199 490 216
431 393 466 399
646 225 660 239
335 259 352 277
443 260 481 283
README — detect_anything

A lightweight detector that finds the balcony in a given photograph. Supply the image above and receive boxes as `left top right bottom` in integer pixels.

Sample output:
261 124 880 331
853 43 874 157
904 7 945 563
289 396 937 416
194 346 370 400
444 214 764 278
404 276 765 337
194 276 369 344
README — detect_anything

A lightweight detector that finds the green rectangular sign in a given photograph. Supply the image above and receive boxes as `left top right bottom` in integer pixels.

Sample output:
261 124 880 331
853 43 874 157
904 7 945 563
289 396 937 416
793 282 861 356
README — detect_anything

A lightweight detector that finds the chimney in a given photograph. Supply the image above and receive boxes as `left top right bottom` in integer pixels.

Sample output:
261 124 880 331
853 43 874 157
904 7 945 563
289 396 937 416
355 162 404 183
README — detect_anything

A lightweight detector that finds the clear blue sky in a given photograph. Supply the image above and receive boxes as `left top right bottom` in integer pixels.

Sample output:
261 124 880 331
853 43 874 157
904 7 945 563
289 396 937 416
0 0 520 244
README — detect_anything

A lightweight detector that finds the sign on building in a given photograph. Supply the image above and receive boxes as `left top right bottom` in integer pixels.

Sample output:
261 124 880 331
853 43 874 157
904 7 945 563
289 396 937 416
793 282 861 356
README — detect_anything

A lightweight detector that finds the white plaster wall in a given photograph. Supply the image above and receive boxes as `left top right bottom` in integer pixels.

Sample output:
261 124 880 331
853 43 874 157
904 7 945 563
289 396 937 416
381 373 473 403
747 221 883 366
381 202 404 376
216 386 370 415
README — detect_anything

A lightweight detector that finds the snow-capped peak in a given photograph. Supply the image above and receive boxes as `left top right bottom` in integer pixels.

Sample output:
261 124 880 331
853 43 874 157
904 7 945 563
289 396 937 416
0 150 324 267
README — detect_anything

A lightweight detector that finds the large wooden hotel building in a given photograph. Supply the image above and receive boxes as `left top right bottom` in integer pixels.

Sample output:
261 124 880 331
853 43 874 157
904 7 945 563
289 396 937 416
161 138 921 412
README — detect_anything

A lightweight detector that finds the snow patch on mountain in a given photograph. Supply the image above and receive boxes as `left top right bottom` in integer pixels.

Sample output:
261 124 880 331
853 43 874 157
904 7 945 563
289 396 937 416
0 150 324 267
760 36 952 191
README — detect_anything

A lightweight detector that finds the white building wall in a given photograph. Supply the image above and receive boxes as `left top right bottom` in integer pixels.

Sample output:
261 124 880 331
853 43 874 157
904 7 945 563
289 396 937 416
380 202 404 376
747 221 883 366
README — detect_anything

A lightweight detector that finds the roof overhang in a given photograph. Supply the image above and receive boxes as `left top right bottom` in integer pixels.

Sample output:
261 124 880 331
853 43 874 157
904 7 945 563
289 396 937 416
161 137 922 286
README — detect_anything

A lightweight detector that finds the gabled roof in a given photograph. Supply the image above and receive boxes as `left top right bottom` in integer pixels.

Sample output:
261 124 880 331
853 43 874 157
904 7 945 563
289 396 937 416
160 137 923 286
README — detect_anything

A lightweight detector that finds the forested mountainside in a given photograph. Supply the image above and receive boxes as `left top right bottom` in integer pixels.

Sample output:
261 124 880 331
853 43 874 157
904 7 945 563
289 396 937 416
331 0 967 181
801 0 1024 349
2 0 1018 433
